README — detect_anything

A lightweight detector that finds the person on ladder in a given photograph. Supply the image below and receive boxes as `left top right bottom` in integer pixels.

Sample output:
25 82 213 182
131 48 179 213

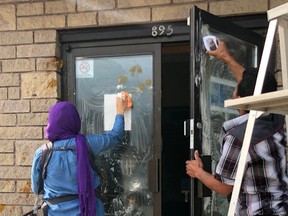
186 38 288 216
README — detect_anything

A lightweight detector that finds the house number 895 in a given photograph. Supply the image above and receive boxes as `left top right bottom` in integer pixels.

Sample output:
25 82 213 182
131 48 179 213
151 25 173 37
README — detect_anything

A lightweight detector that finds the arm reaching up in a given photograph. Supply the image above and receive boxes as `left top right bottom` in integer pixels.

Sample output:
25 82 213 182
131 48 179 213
207 38 245 83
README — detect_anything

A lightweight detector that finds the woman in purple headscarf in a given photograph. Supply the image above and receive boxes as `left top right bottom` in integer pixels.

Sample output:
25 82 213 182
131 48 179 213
31 96 127 216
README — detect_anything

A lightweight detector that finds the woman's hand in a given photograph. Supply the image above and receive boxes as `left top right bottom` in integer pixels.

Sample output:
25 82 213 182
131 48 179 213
116 94 127 115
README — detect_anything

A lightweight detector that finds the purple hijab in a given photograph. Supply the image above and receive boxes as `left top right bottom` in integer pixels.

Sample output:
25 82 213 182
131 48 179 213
45 102 96 216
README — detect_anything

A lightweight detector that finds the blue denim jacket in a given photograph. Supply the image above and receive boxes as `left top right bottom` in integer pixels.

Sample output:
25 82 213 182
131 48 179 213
31 114 124 216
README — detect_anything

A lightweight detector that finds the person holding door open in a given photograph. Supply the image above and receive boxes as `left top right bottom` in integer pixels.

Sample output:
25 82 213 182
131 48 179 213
186 39 288 215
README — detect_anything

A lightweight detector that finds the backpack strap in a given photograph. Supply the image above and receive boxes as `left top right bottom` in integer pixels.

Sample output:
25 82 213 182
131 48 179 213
41 142 53 180
45 194 78 206
37 142 53 194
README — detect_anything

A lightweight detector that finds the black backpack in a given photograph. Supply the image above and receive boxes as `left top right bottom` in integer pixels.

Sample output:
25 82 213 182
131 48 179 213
38 141 119 205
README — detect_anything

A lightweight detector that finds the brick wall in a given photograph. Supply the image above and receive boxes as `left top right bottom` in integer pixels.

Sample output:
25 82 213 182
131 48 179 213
0 0 287 215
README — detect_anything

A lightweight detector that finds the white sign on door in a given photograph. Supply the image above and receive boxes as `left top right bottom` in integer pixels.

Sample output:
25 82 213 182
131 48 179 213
104 94 132 131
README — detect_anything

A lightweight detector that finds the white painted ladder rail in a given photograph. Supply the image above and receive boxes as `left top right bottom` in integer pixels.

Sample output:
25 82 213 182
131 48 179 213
225 2 288 215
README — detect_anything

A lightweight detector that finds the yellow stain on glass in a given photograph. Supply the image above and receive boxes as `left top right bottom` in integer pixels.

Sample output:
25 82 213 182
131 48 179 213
118 75 128 84
130 65 136 76
138 83 145 90
145 79 152 86
130 64 142 76
136 64 142 74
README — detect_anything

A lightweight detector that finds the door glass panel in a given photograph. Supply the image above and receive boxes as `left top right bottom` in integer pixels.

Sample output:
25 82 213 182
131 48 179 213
200 26 258 216
75 55 153 216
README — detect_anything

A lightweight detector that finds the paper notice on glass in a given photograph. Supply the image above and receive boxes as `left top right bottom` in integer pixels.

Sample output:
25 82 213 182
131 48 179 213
104 94 131 131
76 59 94 78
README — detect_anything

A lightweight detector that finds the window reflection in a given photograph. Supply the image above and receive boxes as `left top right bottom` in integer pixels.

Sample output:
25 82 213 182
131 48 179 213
75 55 153 215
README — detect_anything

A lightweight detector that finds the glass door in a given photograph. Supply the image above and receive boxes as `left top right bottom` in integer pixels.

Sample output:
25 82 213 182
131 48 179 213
189 6 265 216
66 44 161 216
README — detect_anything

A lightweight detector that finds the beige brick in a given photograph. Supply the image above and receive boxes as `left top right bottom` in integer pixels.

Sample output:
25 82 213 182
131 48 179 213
45 1 75 14
0 181 15 192
99 8 151 25
18 113 48 126
17 2 44 16
21 72 60 99
0 46 16 59
0 88 7 100
17 15 65 30
0 205 22 216
0 100 30 113
8 87 20 100
15 140 42 166
0 127 42 139
152 3 207 21
209 0 268 16
17 43 57 58
270 0 288 9
31 99 57 112
0 140 14 153
78 0 115 11
0 114 17 126
68 12 97 27
0 74 20 87
37 57 63 71
0 192 35 205
118 0 171 8
173 0 200 2
0 31 33 45
0 5 16 31
17 180 31 193
2 59 35 72
0 154 14 165
0 0 27 2
34 30 57 43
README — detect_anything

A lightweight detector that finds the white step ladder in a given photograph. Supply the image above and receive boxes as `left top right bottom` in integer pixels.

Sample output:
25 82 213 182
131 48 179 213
224 2 288 215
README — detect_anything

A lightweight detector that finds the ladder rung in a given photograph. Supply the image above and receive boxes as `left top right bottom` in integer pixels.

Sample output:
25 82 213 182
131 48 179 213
267 2 288 21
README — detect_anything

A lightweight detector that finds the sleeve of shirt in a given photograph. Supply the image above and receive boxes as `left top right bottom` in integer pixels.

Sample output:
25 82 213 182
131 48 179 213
215 134 242 185
31 146 43 194
87 114 125 155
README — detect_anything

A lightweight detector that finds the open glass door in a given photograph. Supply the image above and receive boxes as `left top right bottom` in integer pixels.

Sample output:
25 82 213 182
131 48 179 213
189 6 265 216
66 44 161 216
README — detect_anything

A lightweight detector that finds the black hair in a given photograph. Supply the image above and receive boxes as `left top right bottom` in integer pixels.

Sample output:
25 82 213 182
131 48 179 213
237 67 277 98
